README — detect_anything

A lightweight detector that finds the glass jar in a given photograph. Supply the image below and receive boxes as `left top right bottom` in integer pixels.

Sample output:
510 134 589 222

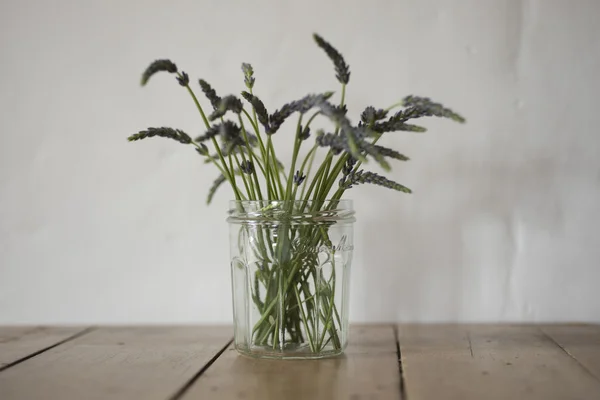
227 200 355 359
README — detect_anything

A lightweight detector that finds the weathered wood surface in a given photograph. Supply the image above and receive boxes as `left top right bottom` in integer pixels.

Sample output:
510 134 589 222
541 324 600 381
397 324 600 400
0 324 599 399
180 325 401 400
0 326 87 369
0 326 231 400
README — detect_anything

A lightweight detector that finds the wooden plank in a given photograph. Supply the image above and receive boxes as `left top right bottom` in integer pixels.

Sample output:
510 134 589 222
181 325 401 400
0 326 232 400
398 324 600 400
542 324 600 381
0 326 87 369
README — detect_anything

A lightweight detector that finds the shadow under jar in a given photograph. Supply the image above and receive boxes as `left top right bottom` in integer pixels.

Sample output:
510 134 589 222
228 200 355 359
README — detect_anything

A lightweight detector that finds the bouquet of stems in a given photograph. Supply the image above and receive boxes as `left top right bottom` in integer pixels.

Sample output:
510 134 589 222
129 34 464 356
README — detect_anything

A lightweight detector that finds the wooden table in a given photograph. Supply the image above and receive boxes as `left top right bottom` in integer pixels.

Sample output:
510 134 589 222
0 325 599 399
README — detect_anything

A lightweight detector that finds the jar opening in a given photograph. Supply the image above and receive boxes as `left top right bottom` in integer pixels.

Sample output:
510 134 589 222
227 199 355 224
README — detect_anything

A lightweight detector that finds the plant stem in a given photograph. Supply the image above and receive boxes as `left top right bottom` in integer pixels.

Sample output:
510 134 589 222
385 100 405 112
181 79 242 200
284 115 304 200
299 144 318 199
233 153 253 199
294 285 316 352
238 115 265 199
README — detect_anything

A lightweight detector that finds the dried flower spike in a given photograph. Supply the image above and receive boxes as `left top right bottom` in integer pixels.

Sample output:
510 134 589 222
316 101 365 162
207 174 226 205
176 72 189 87
361 106 388 125
241 91 269 131
209 95 244 121
316 131 346 154
342 157 356 176
128 127 191 144
141 59 178 86
343 170 411 193
313 34 350 84
219 121 242 142
195 143 209 156
240 160 255 175
293 170 306 186
402 96 466 123
199 79 222 110
195 124 221 143
242 63 255 90
268 92 334 135
299 125 311 140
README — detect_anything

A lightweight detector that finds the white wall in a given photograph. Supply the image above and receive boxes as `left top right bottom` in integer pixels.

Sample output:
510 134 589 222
1 0 599 324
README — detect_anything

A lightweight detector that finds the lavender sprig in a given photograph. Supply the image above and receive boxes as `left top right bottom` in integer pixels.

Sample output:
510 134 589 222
195 143 209 156
361 107 388 125
242 63 255 90
338 157 357 187
128 127 191 144
241 91 269 131
209 95 244 121
363 143 409 162
176 72 189 86
299 125 311 140
372 120 427 134
140 59 177 86
199 79 222 110
315 131 347 154
313 34 350 84
207 174 226 205
240 160 255 174
194 125 221 143
342 170 411 193
316 101 365 161
267 92 334 135
293 170 306 186
401 96 465 123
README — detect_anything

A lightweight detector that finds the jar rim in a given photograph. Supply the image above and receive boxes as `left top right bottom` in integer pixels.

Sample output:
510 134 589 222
228 199 353 207
227 199 355 224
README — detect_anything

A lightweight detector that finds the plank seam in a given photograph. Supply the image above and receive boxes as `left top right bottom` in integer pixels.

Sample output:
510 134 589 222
466 331 474 358
392 325 407 399
168 338 233 400
540 327 600 383
0 326 96 373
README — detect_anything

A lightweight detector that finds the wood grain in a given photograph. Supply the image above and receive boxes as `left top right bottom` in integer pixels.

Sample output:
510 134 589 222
398 324 600 400
0 326 87 368
542 324 600 381
0 326 232 400
181 325 401 400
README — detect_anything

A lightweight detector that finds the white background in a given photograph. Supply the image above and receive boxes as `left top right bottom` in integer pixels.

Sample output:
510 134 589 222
1 0 599 324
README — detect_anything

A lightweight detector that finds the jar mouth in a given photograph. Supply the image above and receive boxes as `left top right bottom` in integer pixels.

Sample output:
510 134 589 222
227 199 355 224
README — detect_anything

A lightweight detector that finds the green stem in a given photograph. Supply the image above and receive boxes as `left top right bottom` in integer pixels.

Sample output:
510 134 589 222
294 285 316 352
233 153 253 199
266 136 284 198
238 115 265 199
284 115 304 200
299 144 318 199
226 149 243 200
385 100 405 112
183 81 210 129
302 153 332 203
181 80 242 199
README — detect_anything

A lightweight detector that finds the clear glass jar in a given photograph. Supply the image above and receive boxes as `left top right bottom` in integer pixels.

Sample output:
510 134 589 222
227 200 355 359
